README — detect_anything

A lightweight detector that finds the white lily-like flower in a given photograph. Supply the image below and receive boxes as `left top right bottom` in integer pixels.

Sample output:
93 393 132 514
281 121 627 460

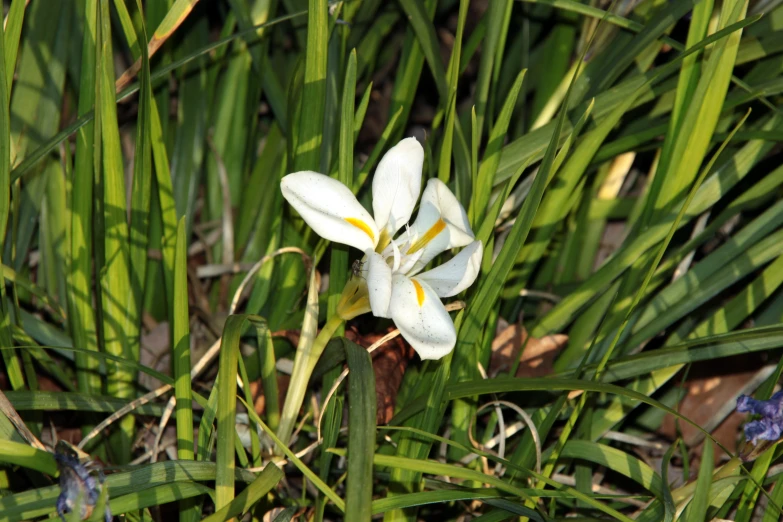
281 137 482 360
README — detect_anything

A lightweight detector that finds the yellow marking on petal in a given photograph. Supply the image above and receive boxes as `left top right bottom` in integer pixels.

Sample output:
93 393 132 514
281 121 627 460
406 218 446 255
411 279 425 307
344 218 375 242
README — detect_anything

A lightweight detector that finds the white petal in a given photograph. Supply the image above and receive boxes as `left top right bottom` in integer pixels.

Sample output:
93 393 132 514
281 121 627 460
389 274 456 360
390 240 401 273
404 179 474 274
417 241 483 297
365 251 392 318
281 172 378 251
372 138 424 237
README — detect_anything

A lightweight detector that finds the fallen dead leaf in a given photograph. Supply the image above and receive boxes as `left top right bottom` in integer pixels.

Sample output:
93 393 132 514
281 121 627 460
660 369 752 465
489 323 568 379
346 327 414 425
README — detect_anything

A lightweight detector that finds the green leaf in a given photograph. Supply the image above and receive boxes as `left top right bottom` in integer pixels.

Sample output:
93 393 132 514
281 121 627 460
397 0 448 102
344 339 377 521
96 0 138 462
293 0 328 173
201 463 283 522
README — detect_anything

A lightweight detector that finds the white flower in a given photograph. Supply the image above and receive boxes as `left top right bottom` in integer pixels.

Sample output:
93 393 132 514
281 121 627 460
281 138 482 360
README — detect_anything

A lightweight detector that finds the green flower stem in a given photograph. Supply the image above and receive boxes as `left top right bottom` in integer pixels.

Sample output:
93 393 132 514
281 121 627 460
276 314 345 450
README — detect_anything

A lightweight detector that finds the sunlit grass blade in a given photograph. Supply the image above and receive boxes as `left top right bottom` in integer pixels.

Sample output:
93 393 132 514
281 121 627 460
293 0 328 173
96 0 138 463
215 314 247 509
681 441 713 520
0 0 15 399
172 215 197 521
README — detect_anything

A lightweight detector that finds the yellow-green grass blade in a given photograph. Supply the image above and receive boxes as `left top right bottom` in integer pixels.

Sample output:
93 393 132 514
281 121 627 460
5 0 71 391
239 396 346 512
397 0 447 103
196 375 219 463
590 0 697 96
562 113 752 466
509 88 638 292
128 0 153 346
3 0 26 94
215 314 245 509
39 162 67 309
371 490 511 516
7 332 75 393
561 441 663 499
111 0 141 59
668 0 713 145
9 11 306 187
97 0 138 463
68 0 101 397
149 93 178 300
468 70 526 228
293 0 328 173
201 463 283 522
646 0 748 223
339 448 635 522
110 483 214 520
240 357 264 468
344 339 377 521
0 439 57 475
0 0 14 399
493 14 760 188
172 216 197 521
9 0 69 271
762 477 783 522
436 0 468 184
535 112 781 339
387 0 435 145
327 49 357 325
452 31 583 378
474 0 513 143
384 355 452 522
0 461 258 521
203 43 254 238
556 326 783 384
681 441 714 521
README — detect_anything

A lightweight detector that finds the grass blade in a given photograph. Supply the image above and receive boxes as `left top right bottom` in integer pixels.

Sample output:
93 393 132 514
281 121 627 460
344 340 377 521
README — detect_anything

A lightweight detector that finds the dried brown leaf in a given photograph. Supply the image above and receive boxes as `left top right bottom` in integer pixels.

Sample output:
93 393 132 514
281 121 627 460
489 324 567 378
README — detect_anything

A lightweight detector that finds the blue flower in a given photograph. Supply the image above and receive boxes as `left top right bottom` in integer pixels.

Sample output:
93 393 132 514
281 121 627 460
736 391 783 445
54 445 111 522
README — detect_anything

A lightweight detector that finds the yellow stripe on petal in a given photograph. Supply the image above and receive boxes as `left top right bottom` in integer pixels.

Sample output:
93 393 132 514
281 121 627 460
344 217 376 243
411 279 425 307
406 218 446 255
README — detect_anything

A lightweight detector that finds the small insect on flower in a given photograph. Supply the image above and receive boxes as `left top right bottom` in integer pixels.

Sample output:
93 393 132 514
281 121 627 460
351 259 365 279
54 441 111 522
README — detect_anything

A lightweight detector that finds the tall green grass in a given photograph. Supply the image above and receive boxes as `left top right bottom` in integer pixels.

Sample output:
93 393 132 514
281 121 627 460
1 0 783 520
